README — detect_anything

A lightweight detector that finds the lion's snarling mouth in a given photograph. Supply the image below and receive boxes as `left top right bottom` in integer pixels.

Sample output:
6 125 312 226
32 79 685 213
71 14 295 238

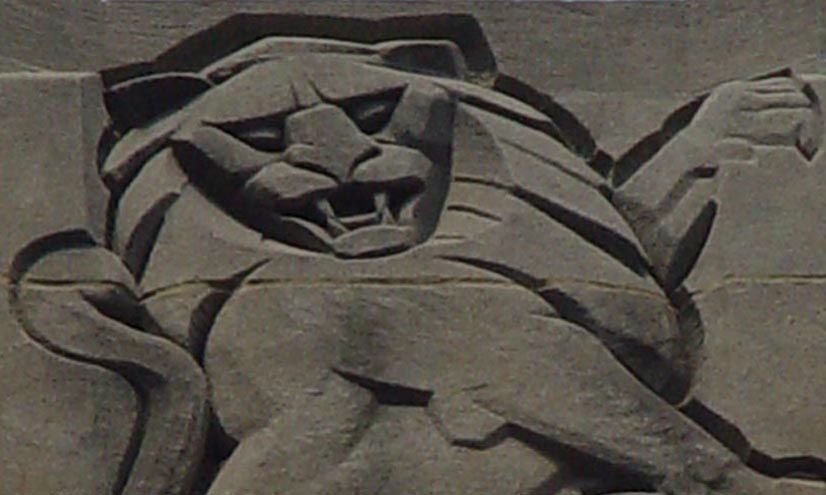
314 182 422 233
267 153 430 258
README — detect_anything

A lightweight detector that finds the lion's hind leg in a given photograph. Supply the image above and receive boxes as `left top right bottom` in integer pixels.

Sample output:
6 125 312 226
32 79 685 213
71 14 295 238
463 314 773 495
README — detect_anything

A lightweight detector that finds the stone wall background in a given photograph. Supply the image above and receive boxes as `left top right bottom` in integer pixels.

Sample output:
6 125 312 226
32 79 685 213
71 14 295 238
1 0 822 154
0 2 823 494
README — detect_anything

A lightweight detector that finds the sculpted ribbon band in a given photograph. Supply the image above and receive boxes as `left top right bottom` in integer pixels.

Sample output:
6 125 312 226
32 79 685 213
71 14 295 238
9 14 825 495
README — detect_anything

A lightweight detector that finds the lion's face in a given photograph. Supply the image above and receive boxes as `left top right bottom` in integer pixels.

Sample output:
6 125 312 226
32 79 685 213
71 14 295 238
171 56 456 259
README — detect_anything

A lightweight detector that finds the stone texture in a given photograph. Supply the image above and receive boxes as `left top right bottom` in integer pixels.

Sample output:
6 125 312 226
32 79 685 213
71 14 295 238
1 3 825 495
0 293 138 495
0 73 137 495
693 284 826 460
0 74 108 264
679 77 826 464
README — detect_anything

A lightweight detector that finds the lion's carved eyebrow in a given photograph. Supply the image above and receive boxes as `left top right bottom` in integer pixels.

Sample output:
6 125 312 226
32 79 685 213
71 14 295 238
208 116 289 153
104 73 214 133
336 88 406 134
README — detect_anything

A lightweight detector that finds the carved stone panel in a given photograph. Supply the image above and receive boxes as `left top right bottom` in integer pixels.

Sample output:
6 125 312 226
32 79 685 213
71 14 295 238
0 2 824 495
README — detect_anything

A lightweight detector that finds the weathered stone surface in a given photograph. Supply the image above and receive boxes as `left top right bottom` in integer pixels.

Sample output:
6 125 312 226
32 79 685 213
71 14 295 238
18 247 208 495
142 284 226 354
140 187 272 292
687 145 826 291
0 74 107 264
0 293 138 495
1 3 825 495
113 147 188 276
693 284 826 460
0 73 138 495
315 406 555 494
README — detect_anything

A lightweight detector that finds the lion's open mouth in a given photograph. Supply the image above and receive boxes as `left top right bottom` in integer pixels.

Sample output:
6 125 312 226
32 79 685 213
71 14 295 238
275 181 424 258
323 183 420 231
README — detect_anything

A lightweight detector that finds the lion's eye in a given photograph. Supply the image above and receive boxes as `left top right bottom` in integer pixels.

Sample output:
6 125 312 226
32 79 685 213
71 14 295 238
233 127 284 152
342 89 404 135
350 100 397 134
214 118 286 152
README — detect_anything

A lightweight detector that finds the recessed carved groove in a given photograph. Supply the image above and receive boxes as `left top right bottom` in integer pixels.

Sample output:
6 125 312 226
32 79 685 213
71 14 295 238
450 424 512 450
501 137 605 190
97 123 120 175
445 204 502 222
101 14 497 86
689 274 826 299
453 174 512 190
113 385 150 495
612 97 705 188
206 120 287 158
7 229 97 284
665 285 705 392
679 400 753 461
333 369 433 406
104 187 121 250
191 408 240 495
125 193 180 282
511 186 651 277
450 176 651 277
191 260 269 365
509 425 655 495
681 399 826 481
98 125 123 250
494 74 599 164
652 168 718 222
798 81 823 160
748 453 826 481
540 288 691 403
662 201 717 293
443 255 690 402
141 277 512 302
104 73 212 132
80 289 146 334
440 255 544 289
588 150 616 180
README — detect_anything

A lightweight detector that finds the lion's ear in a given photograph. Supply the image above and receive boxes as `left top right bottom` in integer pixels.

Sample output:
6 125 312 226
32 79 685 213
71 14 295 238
104 73 212 131
375 40 468 80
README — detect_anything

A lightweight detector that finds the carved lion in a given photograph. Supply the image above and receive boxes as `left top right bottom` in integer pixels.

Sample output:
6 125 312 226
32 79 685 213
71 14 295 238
11 14 825 495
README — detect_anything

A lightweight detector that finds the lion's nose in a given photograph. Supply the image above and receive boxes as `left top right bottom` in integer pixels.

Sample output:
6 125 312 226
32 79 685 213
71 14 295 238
284 104 379 181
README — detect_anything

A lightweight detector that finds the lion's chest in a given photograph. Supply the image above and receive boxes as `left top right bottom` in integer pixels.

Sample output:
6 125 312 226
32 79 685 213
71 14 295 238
203 282 549 439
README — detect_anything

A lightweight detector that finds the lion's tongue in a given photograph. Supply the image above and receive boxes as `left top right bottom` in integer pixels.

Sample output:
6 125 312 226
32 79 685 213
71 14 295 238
331 225 414 258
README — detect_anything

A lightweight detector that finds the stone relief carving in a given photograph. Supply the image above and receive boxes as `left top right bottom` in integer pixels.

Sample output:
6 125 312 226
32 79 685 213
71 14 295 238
5 13 825 495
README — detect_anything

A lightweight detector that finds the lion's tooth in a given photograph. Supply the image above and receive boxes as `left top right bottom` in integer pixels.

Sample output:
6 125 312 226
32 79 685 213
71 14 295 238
381 205 394 224
374 192 394 224
317 198 348 235
397 198 417 226
374 192 387 211
318 198 336 218
327 217 348 236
